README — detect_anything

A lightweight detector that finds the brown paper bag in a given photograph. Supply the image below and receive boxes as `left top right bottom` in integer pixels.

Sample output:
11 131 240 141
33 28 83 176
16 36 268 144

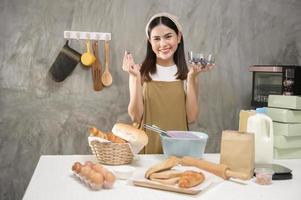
238 110 255 132
220 130 255 179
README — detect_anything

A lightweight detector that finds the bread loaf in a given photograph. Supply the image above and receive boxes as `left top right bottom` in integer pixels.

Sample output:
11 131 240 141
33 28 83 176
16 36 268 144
112 123 148 154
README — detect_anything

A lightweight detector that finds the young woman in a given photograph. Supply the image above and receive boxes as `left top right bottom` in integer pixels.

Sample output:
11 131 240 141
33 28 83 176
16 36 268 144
122 12 214 153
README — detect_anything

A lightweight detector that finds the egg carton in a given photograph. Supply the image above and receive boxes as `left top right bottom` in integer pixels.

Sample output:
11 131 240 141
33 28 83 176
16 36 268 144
71 161 116 190
72 171 103 190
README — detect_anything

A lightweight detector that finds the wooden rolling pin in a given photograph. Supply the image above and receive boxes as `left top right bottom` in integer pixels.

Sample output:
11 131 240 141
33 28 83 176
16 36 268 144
181 156 249 180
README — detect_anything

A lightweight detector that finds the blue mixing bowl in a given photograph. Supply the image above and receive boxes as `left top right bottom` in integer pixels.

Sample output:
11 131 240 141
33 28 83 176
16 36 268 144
160 131 208 159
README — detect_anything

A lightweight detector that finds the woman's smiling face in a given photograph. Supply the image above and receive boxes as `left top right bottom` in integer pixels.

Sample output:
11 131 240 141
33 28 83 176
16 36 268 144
149 24 181 66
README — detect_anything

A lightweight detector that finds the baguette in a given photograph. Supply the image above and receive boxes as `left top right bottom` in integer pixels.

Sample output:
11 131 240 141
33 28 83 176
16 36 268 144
149 170 183 179
145 156 180 179
89 127 108 139
89 127 127 143
107 133 127 143
178 171 205 188
150 177 180 185
89 127 99 136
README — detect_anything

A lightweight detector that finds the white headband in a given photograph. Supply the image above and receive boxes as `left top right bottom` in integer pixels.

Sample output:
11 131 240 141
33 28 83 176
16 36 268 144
145 12 183 39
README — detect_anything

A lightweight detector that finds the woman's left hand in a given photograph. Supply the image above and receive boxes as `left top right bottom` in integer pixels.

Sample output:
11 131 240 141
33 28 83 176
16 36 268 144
187 63 215 78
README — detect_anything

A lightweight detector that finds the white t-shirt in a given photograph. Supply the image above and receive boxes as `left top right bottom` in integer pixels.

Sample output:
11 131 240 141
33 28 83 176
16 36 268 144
149 64 187 92
149 64 178 81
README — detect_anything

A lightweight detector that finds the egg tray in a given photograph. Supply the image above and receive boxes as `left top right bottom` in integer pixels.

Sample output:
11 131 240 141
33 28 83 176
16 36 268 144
89 140 134 165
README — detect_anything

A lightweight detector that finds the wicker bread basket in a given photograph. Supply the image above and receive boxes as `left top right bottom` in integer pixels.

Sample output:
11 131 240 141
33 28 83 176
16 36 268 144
89 140 134 165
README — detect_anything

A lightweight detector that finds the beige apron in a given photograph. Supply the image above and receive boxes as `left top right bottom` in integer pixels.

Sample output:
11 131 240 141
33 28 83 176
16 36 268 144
140 80 188 154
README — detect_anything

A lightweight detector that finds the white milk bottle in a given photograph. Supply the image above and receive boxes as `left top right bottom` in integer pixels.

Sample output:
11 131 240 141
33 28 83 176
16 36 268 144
247 107 274 164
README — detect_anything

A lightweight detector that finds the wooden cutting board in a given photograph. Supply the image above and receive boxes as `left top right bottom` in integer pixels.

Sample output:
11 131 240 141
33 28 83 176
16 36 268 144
131 167 221 195
132 179 212 195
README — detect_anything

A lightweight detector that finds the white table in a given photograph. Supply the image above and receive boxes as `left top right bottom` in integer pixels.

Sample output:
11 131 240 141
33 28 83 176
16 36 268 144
23 154 301 200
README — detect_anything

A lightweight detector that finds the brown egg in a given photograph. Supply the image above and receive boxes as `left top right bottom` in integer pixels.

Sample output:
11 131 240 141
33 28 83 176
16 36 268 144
72 162 82 174
103 171 116 189
92 164 105 173
80 165 92 178
91 172 104 185
90 183 102 190
86 170 96 181
89 171 104 190
84 161 94 168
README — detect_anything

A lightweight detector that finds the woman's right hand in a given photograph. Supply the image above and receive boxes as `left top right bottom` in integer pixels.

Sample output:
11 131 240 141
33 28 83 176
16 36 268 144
122 51 141 77
187 63 214 79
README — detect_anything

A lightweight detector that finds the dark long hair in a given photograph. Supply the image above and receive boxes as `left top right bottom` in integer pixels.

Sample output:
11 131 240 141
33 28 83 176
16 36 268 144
140 16 188 82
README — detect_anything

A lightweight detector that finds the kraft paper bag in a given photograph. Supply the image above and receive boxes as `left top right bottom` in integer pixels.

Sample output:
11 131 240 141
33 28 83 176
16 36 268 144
239 110 255 132
220 130 255 179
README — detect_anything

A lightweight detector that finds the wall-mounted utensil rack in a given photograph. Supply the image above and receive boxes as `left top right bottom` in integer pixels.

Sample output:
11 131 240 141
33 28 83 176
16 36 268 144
64 31 111 41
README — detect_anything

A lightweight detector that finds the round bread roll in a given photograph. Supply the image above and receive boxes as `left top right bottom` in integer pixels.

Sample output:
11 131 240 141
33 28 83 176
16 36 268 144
112 123 148 154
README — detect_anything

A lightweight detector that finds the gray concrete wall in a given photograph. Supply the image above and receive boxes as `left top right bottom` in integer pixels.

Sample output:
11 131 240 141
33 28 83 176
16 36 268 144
0 0 300 199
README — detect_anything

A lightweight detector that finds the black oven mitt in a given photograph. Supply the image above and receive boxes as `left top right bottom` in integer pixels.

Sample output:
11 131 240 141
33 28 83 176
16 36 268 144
49 40 81 82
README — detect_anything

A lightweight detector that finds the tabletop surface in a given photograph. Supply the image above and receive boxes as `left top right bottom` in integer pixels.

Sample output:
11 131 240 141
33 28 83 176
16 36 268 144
22 154 301 200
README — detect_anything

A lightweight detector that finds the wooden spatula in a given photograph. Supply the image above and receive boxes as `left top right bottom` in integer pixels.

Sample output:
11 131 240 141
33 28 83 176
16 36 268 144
91 41 103 91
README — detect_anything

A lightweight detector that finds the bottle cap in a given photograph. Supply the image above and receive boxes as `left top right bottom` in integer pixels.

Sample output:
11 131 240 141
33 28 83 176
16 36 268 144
256 107 267 114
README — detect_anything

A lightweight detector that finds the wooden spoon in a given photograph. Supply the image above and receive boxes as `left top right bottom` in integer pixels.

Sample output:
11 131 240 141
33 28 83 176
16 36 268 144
101 40 113 86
